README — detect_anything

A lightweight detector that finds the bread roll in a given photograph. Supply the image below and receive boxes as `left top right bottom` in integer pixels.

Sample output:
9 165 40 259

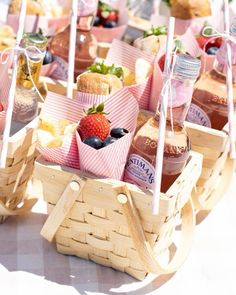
77 72 123 95
170 0 211 19
134 34 167 55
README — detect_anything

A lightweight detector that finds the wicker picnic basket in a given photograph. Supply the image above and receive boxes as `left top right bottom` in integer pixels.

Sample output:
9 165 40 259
0 118 38 223
185 122 235 211
35 141 202 280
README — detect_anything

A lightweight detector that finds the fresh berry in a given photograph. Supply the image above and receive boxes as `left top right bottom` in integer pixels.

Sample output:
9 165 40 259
43 50 54 65
83 136 103 149
78 103 110 141
103 136 117 146
158 54 166 72
0 102 3 112
97 1 119 26
93 16 100 26
106 11 118 23
206 46 219 55
110 128 128 138
205 37 223 51
104 20 117 28
196 35 209 49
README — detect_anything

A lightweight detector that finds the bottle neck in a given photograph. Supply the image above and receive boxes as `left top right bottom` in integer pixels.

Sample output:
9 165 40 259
213 41 236 82
16 55 42 89
77 15 94 31
155 77 195 126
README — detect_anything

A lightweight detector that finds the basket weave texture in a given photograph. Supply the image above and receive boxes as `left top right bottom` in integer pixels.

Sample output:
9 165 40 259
35 148 202 280
0 120 38 223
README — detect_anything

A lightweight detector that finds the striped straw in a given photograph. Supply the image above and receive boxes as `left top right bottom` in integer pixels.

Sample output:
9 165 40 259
0 0 27 168
152 17 175 215
224 0 236 159
67 0 79 99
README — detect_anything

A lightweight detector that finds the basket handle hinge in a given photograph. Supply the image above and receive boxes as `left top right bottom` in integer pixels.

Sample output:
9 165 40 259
40 174 85 242
117 185 195 275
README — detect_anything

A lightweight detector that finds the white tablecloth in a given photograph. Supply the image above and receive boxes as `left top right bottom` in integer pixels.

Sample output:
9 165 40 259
0 176 236 295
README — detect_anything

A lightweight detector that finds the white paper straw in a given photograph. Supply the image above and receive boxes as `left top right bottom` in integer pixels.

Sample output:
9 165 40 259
224 0 236 159
0 0 27 168
152 17 175 215
67 0 78 99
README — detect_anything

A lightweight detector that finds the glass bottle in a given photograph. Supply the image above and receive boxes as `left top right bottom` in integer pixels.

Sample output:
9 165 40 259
50 0 98 81
12 32 47 129
124 54 201 192
187 20 236 130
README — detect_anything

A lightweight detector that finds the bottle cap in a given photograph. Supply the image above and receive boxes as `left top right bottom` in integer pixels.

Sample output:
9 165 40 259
174 54 201 80
22 32 48 49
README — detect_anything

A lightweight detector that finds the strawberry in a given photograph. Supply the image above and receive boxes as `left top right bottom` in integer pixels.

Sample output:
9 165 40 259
196 35 209 49
0 102 3 112
97 1 118 26
78 103 110 141
158 39 185 72
158 54 166 72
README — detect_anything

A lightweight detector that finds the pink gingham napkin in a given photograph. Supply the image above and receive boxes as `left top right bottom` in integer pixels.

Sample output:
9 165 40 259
106 39 154 110
76 87 139 180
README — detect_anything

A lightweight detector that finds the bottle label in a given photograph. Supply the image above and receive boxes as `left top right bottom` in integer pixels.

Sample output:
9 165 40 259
51 56 68 81
186 103 211 128
124 154 155 190
170 79 193 108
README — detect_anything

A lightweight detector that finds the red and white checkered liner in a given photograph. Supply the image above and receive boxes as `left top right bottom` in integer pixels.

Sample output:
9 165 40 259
76 88 139 180
106 39 155 110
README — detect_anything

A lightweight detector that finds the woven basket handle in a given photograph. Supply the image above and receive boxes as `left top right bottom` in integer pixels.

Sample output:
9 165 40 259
41 175 85 242
0 198 37 216
117 185 195 275
194 157 235 211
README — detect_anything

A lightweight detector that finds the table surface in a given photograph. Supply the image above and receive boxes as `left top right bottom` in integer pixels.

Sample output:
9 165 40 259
0 175 236 295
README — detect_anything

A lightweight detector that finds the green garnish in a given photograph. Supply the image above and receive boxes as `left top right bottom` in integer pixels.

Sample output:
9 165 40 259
98 1 113 12
162 0 171 7
88 62 124 80
174 39 185 54
143 26 168 38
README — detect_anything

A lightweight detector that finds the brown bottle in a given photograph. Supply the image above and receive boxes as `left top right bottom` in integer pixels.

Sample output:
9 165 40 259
124 54 201 192
49 1 98 81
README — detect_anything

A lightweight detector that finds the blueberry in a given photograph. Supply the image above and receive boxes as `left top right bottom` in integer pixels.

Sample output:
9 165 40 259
43 50 54 65
83 136 103 149
103 136 117 147
104 21 117 28
206 46 219 55
110 128 129 138
93 16 100 27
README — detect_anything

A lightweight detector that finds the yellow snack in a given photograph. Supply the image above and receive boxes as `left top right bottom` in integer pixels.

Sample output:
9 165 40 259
135 58 153 84
122 66 136 86
38 117 57 136
58 119 71 135
38 117 76 148
37 129 63 148
0 25 15 38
